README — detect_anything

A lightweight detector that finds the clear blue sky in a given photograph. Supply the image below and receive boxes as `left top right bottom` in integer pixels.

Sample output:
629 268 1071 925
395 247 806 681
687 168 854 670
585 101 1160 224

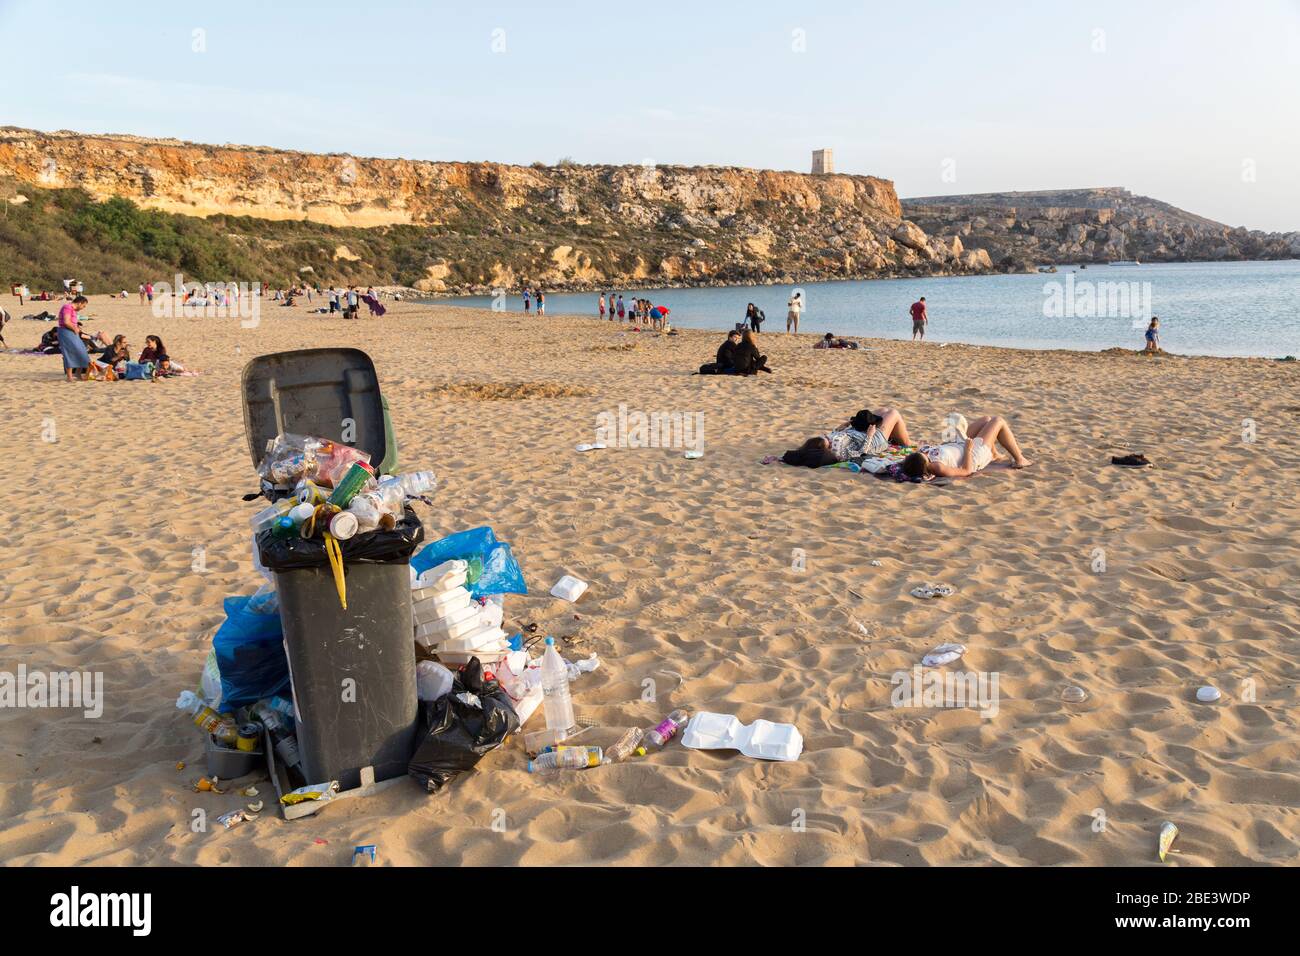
2 0 1298 230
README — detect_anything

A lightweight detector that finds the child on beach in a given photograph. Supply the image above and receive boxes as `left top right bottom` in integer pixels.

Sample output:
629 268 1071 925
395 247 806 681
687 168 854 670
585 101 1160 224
1144 317 1160 353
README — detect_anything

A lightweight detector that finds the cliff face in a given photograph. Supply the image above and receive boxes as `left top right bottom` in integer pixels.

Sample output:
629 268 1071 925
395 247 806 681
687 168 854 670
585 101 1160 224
0 127 990 292
902 188 1300 269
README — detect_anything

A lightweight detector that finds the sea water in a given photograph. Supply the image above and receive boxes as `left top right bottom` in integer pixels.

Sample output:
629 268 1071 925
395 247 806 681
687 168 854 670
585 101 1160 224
444 259 1300 358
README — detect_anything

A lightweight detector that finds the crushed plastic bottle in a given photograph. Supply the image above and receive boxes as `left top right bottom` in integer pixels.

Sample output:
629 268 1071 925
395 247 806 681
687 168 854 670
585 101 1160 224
606 727 645 763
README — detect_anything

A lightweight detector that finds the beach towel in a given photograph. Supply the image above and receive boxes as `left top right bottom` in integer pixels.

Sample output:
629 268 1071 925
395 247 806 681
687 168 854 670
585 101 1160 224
57 325 90 371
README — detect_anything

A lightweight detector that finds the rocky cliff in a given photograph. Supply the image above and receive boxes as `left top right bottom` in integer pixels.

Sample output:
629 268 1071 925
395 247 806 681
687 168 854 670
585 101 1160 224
902 188 1300 270
0 127 989 293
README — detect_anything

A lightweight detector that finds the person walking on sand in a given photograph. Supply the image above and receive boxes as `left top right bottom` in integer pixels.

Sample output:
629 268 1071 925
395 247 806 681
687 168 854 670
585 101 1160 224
786 291 803 334
910 296 928 341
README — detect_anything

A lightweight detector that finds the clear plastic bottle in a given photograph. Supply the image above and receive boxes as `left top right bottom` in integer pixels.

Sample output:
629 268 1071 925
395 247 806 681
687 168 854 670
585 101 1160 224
645 709 690 748
606 727 645 763
527 746 602 774
396 471 437 497
540 637 576 734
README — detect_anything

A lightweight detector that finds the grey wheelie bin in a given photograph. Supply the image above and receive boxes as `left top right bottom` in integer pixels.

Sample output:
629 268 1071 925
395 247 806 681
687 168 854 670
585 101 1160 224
242 348 420 791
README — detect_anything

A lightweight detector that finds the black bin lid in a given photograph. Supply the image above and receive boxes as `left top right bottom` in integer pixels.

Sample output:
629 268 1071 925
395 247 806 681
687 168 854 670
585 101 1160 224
241 348 388 473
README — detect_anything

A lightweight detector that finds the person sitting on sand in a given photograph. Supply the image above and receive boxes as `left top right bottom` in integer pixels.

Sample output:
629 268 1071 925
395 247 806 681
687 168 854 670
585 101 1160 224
900 414 1032 479
139 334 168 365
731 329 772 375
93 334 131 376
814 332 860 350
716 330 742 372
1143 317 1161 354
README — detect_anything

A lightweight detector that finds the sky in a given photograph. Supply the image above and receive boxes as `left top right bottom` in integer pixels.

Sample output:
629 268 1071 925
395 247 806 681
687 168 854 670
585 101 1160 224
2 0 1298 231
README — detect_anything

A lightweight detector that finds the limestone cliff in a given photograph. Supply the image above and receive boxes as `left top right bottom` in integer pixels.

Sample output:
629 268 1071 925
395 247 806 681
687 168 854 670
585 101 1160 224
902 188 1300 270
0 127 988 293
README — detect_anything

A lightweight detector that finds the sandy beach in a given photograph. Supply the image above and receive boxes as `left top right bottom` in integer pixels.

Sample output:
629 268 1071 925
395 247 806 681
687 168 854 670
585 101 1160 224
1 296 1297 867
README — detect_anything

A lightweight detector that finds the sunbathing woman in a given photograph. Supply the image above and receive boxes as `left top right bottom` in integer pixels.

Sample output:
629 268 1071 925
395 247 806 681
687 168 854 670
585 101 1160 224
782 408 913 467
901 415 1032 479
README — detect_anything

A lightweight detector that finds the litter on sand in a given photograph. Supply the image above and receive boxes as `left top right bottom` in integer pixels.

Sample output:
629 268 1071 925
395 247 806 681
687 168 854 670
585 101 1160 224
575 442 608 452
1196 685 1222 703
550 574 589 602
680 712 803 761
922 643 966 667
1158 821 1179 861
1061 686 1089 703
911 584 956 599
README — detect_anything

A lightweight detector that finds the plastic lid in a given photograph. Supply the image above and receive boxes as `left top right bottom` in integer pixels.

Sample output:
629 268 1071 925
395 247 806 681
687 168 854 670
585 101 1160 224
329 510 359 540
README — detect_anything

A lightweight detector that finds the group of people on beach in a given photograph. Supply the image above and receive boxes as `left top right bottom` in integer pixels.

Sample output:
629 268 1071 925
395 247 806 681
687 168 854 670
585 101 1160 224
597 293 671 331
782 407 1032 480
52 296 182 381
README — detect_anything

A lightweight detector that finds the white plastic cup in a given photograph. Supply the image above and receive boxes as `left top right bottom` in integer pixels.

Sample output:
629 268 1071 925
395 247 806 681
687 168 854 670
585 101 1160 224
329 510 359 540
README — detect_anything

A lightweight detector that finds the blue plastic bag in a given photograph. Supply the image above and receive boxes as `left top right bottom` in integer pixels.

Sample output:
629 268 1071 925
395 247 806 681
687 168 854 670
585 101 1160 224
213 593 290 709
124 361 152 381
410 527 528 598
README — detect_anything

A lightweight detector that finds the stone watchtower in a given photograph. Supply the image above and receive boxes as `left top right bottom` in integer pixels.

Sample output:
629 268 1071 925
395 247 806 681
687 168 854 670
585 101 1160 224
812 149 834 175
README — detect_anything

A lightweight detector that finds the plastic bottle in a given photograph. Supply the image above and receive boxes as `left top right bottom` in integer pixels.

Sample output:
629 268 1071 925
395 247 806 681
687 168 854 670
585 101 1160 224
527 746 602 774
645 709 690 748
606 727 645 763
396 470 437 497
540 637 576 734
176 690 239 745
250 498 294 534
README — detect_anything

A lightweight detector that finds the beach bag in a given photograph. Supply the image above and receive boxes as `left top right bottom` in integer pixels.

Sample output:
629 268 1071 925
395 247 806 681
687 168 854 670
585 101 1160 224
407 658 519 793
124 361 152 381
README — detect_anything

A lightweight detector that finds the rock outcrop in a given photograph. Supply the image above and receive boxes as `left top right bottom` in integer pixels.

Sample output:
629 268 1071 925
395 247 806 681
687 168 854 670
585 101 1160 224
902 187 1300 270
0 127 988 292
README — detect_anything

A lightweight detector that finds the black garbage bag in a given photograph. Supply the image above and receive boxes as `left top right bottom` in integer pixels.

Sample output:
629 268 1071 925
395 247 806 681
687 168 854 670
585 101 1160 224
256 506 424 571
408 658 520 793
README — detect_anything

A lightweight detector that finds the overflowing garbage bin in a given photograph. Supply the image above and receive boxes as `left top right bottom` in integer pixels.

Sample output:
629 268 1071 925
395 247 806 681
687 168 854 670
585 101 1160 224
241 348 422 790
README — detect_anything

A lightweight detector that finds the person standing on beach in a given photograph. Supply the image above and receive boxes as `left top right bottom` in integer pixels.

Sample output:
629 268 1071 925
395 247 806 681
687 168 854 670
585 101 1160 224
786 291 803 334
1143 316 1161 353
616 294 625 321
523 287 531 314
910 296 928 341
57 295 91 381
536 290 546 316
598 293 606 320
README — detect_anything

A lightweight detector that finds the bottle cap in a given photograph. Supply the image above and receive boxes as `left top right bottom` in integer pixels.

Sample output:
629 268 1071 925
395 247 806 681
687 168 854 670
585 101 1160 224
329 510 359 540
545 636 555 647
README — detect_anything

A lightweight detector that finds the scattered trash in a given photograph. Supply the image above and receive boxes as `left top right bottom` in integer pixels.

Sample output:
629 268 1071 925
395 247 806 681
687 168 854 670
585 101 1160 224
606 727 646 763
911 584 956 599
683 449 703 460
1158 821 1179 862
528 746 603 774
869 560 883 567
575 442 608 452
240 785 259 797
1061 686 1089 703
645 709 691 749
1196 685 1222 703
175 762 186 772
281 781 340 807
352 844 378 867
1111 453 1153 468
550 574 589 603
415 660 455 702
681 712 803 761
217 809 256 831
922 643 966 667
246 800 264 813
192 776 224 794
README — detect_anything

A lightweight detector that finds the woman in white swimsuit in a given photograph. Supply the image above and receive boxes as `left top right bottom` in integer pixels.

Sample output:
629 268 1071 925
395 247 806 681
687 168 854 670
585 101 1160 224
782 408 913 467
901 415 1032 479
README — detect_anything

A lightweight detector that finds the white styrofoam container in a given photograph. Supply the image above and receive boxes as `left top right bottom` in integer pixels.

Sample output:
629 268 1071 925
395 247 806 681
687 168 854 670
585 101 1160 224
414 602 485 646
410 559 468 594
430 624 508 655
412 586 473 621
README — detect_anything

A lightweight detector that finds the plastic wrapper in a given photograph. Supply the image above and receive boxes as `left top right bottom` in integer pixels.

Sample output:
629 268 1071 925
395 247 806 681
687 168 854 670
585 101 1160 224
407 658 520 793
317 444 372 487
256 506 424 571
410 526 527 599
213 592 290 709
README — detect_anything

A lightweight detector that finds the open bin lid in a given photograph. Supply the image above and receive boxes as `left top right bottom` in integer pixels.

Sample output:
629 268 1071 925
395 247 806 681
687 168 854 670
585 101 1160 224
241 348 396 475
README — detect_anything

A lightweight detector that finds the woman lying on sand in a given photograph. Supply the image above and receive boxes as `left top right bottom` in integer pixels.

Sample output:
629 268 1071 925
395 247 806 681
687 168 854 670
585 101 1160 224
782 408 912 467
901 414 1032 479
